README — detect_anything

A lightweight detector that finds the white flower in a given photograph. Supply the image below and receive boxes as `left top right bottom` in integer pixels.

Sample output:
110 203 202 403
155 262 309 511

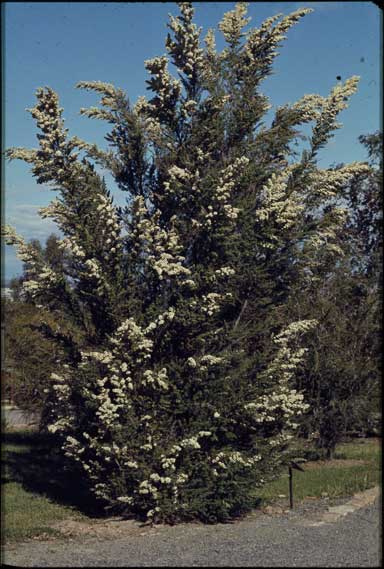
117 496 133 504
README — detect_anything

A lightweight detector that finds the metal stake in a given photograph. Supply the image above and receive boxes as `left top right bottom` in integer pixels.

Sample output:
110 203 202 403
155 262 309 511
288 459 306 510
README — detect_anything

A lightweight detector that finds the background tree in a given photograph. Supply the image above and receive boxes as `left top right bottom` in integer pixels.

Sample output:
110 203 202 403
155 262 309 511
2 299 60 413
3 234 67 412
344 131 382 281
3 2 370 522
291 132 382 456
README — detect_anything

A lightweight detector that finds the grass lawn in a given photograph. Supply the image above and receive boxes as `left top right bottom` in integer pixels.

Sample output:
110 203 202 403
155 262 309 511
3 480 81 542
2 429 381 543
257 438 381 505
2 429 94 543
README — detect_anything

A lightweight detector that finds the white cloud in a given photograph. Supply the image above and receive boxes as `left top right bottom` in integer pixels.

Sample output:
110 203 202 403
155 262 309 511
4 204 63 281
5 204 61 242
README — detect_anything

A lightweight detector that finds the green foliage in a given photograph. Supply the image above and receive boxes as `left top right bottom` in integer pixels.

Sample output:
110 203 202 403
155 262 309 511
3 2 375 524
3 299 58 413
3 234 73 413
289 133 382 455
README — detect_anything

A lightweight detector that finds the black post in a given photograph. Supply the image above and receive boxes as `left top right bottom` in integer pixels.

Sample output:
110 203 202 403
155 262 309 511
289 466 293 509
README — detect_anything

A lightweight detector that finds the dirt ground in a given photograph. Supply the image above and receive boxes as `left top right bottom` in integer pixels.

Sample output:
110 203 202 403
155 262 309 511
44 443 380 542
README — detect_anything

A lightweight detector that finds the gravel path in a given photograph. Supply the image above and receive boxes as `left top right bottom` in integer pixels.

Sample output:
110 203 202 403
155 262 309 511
2 491 381 567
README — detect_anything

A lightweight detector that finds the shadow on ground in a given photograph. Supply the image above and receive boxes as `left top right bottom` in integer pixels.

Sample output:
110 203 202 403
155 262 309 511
2 430 106 518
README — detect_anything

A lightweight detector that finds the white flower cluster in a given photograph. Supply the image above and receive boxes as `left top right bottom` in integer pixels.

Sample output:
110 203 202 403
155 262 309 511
47 416 74 435
79 106 115 123
26 86 65 135
56 192 122 298
166 3 204 79
187 357 197 368
36 266 58 285
78 314 174 441
255 168 303 236
244 320 316 426
77 80 118 99
186 354 224 372
131 196 191 282
201 27 219 82
163 164 201 202
290 93 325 123
303 226 345 259
80 350 114 364
5 147 37 164
267 431 295 447
2 225 62 299
181 99 198 118
142 368 169 391
126 101 155 145
2 225 38 265
83 259 105 293
137 479 157 497
200 355 225 371
214 266 236 278
113 317 154 363
94 193 122 258
211 450 261 471
318 76 361 130
62 433 130 478
273 319 318 347
149 473 172 484
245 387 307 423
137 473 178 509
198 293 221 316
47 370 76 436
142 116 163 145
144 56 181 120
95 390 123 428
181 279 197 289
160 431 213 464
133 95 148 115
307 162 370 202
204 28 216 56
162 163 202 213
194 292 232 317
200 354 224 365
49 372 71 403
17 87 86 185
54 193 121 300
219 2 250 47
75 317 169 432
117 496 134 505
145 307 176 333
59 236 86 260
269 320 317 383
38 200 75 246
243 9 313 73
296 76 360 152
77 81 124 122
203 157 249 227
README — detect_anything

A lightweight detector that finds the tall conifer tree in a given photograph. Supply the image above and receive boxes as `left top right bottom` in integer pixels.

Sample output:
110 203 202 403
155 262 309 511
4 3 368 522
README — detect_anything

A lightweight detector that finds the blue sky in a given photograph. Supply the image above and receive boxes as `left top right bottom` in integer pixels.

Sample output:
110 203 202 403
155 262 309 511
3 1 381 282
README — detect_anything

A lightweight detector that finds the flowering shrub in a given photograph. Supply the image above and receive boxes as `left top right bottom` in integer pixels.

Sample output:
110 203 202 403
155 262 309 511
3 3 368 522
